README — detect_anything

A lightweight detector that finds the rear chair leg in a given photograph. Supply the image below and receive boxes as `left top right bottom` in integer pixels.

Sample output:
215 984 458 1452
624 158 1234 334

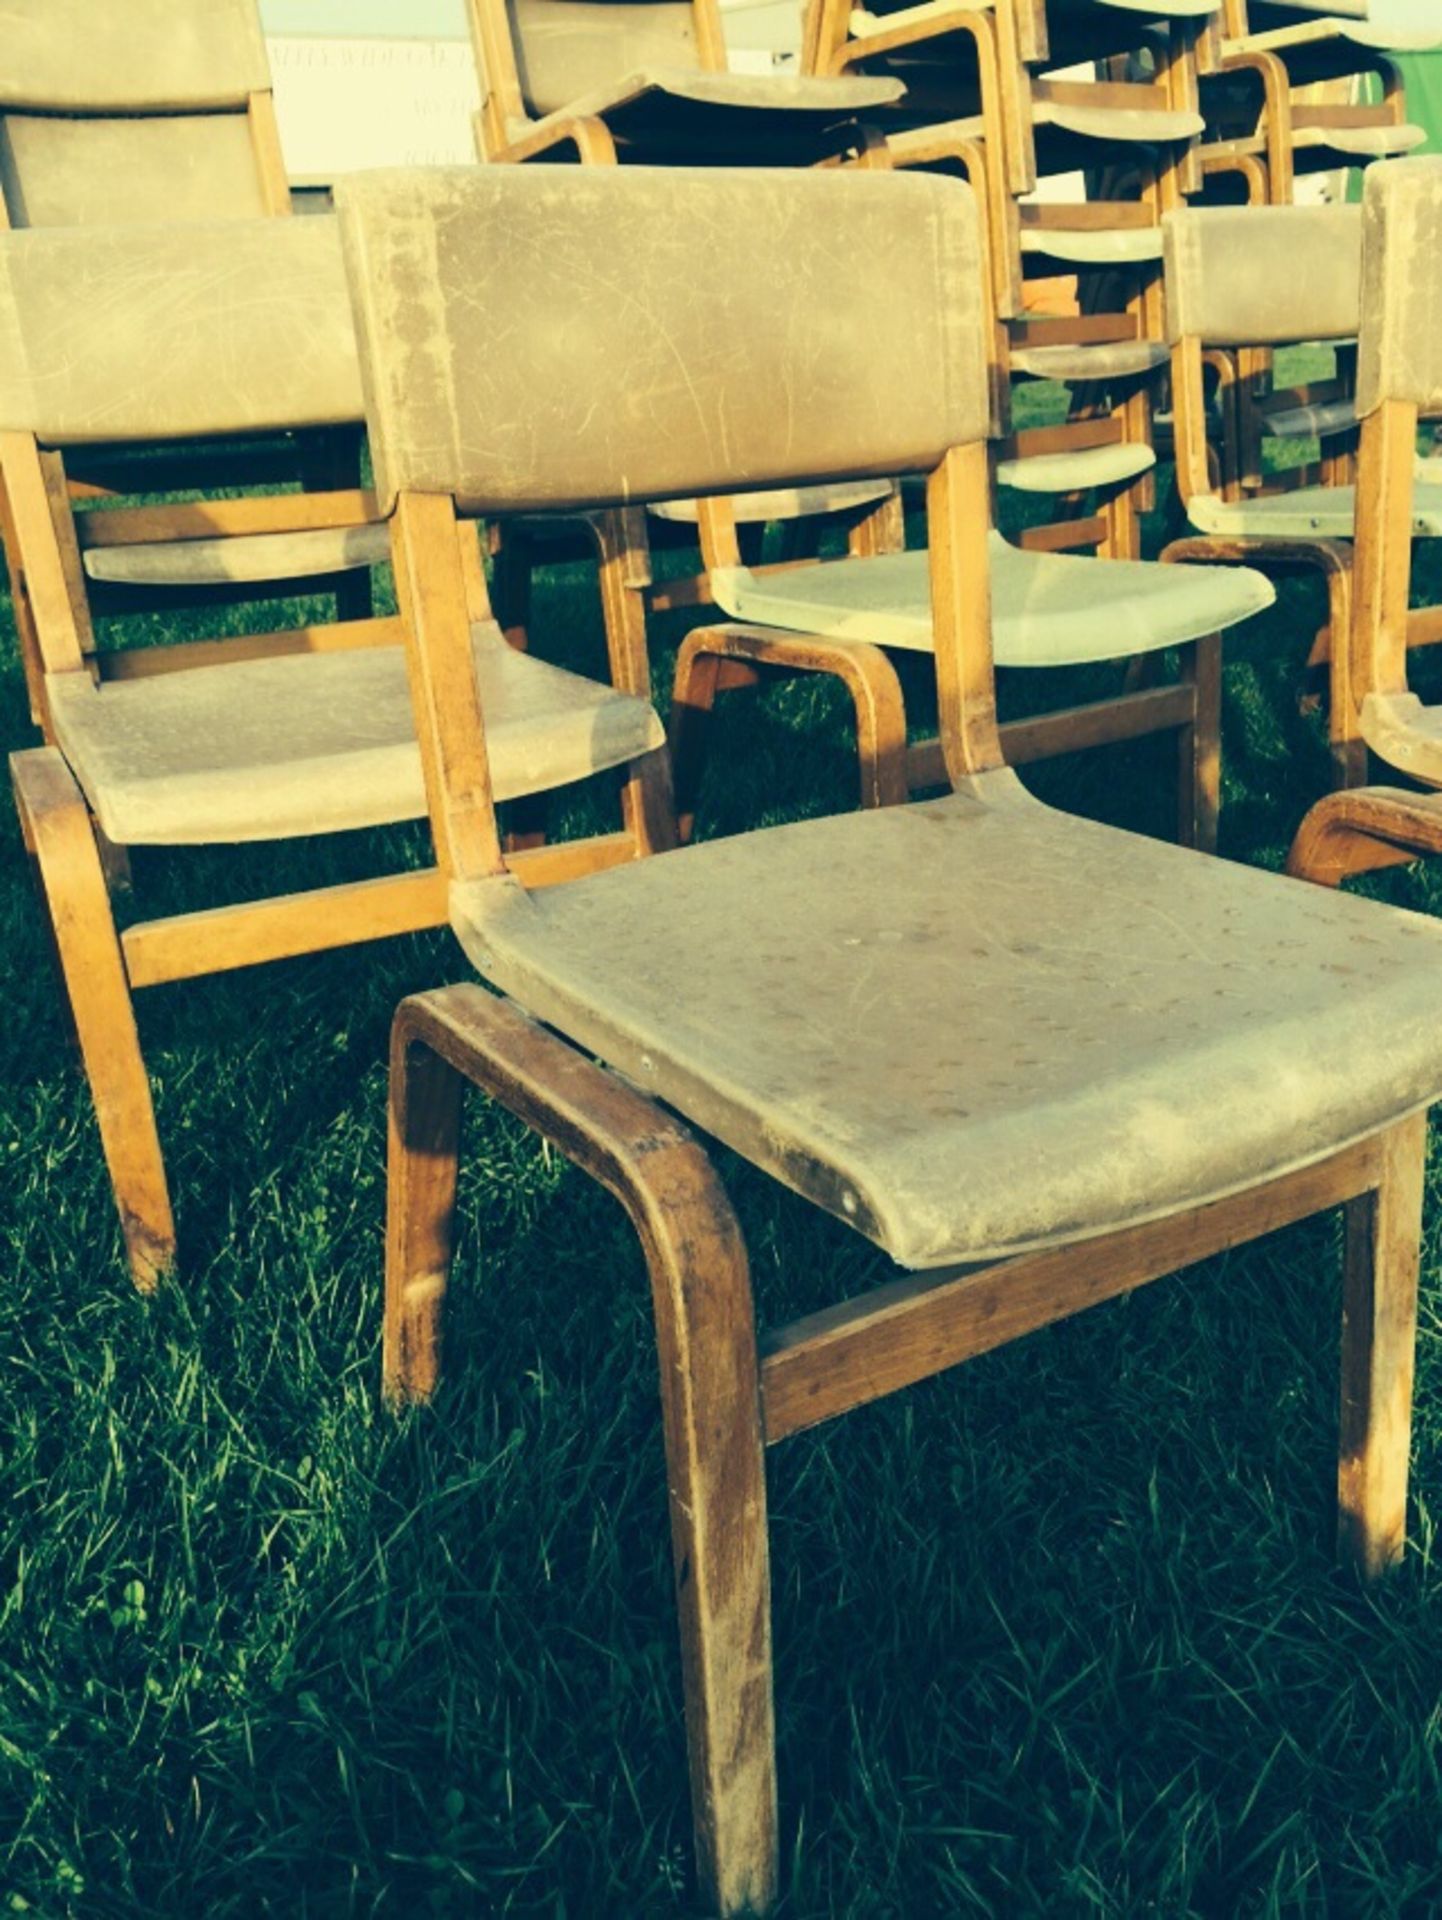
10 748 174 1290
1338 1111 1426 1580
384 986 778 1915
1177 633 1222 854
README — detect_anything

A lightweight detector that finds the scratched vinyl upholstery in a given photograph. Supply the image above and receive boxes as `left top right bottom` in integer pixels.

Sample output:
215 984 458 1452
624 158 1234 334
336 164 990 513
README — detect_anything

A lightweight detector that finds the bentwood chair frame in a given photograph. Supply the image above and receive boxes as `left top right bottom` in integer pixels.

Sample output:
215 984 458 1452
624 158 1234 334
1291 157 1442 887
4 215 673 1290
341 161 1437 1918
1162 198 1442 788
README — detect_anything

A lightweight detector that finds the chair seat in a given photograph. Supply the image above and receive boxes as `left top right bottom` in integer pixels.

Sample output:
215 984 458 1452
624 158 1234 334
531 68 903 161
648 480 894 526
1033 101 1205 147
81 521 390 588
1009 339 1169 382
47 626 664 847
711 532 1272 666
1018 222 1164 264
1189 481 1442 540
1215 122 1427 162
1261 395 1357 441
996 440 1156 493
452 780 1442 1268
1229 20 1441 58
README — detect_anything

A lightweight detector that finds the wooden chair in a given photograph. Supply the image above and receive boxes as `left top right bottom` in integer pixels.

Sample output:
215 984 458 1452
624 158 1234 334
333 159 1442 1916
1200 0 1438 204
1290 156 1442 884
1162 196 1442 783
0 0 379 717
4 214 673 1289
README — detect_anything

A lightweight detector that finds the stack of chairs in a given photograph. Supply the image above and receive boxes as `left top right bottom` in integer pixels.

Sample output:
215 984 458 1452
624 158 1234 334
1199 0 1439 205
13 5 1442 1913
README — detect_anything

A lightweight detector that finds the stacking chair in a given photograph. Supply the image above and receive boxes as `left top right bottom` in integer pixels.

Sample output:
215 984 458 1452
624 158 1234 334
3 215 671 1288
0 0 382 718
1163 196 1442 783
1291 158 1442 884
336 160 1442 1916
1200 0 1438 204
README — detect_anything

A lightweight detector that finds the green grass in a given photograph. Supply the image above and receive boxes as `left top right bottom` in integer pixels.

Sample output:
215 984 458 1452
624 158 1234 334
6 418 1442 1917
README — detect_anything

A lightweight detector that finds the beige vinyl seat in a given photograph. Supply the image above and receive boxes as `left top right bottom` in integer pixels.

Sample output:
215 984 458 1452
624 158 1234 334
45 631 662 848
344 161 1442 1920
4 210 673 1289
454 787 1442 1267
710 528 1273 664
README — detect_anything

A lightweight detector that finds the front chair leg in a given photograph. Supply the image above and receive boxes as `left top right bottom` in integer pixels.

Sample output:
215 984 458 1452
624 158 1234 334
10 747 174 1290
1338 1111 1426 1580
384 986 778 1915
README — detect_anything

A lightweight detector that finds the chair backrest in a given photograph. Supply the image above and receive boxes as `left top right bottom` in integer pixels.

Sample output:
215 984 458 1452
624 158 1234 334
1164 203 1363 348
1356 155 1442 420
0 0 284 228
335 164 990 517
0 219 362 446
508 0 713 115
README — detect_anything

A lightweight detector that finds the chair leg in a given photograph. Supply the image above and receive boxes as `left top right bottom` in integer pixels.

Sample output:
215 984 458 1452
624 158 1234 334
670 640 725 844
1338 1110 1426 1580
384 1028 465 1405
383 987 778 1915
10 748 174 1290
1177 633 1222 854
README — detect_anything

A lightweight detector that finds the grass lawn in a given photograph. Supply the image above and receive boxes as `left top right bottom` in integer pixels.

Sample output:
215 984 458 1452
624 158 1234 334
5 391 1442 1916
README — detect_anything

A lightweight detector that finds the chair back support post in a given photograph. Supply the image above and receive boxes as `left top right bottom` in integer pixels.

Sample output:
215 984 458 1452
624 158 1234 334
466 0 529 154
391 489 508 885
927 441 1004 785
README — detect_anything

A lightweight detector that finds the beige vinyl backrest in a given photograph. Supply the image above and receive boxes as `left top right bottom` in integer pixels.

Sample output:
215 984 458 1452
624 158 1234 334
0 0 276 226
335 165 990 517
1163 204 1363 347
1356 157 1442 419
505 0 706 117
0 219 362 446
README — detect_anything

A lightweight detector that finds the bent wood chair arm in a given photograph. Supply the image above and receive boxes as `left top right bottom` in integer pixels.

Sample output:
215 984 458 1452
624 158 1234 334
487 111 619 164
385 982 777 1918
1288 788 1442 887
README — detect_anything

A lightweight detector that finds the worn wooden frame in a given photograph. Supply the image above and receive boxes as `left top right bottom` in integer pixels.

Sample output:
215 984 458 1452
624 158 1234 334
382 441 1426 1916
1289 393 1442 882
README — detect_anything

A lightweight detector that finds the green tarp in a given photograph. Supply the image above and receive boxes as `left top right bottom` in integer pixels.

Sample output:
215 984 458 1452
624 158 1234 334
1395 52 1442 155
